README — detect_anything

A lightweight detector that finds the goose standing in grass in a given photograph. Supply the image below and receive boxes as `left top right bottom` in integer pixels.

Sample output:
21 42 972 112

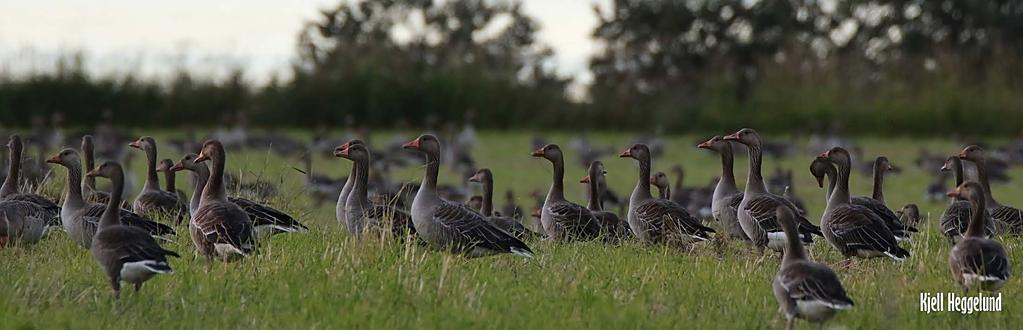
87 161 179 299
337 142 415 238
818 147 909 261
0 135 60 229
959 145 1022 235
697 135 748 241
403 134 533 257
938 156 995 242
580 161 630 238
946 182 1012 292
80 135 111 204
620 144 714 244
192 140 255 262
772 206 854 329
47 149 175 247
809 157 917 240
128 137 187 224
468 168 534 240
723 129 820 252
170 153 306 237
532 144 601 241
0 198 49 246
335 139 363 227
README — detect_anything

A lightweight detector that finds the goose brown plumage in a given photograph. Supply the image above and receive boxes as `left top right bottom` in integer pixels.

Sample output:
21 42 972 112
86 161 178 299
818 147 909 261
0 135 60 229
697 136 748 241
532 144 601 241
959 145 1022 235
468 168 535 240
128 137 187 224
937 156 995 242
946 182 1012 292
809 157 917 240
337 142 415 238
404 134 533 257
81 135 112 204
192 140 255 262
621 144 713 244
580 161 630 239
723 128 820 252
336 139 364 227
772 206 854 328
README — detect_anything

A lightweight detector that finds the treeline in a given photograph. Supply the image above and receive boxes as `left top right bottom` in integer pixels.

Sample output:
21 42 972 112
1 0 1022 135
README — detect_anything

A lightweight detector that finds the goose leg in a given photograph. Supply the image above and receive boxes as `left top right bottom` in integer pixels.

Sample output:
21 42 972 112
785 318 794 330
110 279 121 299
134 282 143 292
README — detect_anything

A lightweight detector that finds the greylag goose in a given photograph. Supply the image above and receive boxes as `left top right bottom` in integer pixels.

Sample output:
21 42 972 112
0 199 49 246
897 204 921 228
620 144 714 244
650 172 671 199
580 161 630 239
157 159 188 205
697 136 748 241
809 157 917 240
336 143 415 238
335 139 363 227
531 144 601 241
468 168 534 239
723 129 820 252
668 166 691 206
170 153 307 237
86 161 179 298
947 182 1012 291
772 206 854 328
938 156 995 242
818 147 909 261
959 145 1022 235
128 137 187 223
501 190 522 220
0 135 60 229
192 140 255 261
47 149 175 247
403 134 533 257
81 135 111 204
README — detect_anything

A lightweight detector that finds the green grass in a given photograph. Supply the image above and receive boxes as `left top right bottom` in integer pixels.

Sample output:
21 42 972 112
1 131 1020 329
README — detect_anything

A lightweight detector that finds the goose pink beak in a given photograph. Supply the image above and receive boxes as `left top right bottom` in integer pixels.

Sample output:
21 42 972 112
696 140 713 149
45 154 61 164
128 140 142 149
722 132 741 141
194 153 209 163
947 186 961 197
580 175 590 184
402 138 420 150
618 149 632 158
531 148 545 157
169 161 186 172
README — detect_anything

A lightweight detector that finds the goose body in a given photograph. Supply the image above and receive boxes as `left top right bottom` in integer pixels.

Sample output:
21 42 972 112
0 135 60 230
937 156 995 242
129 137 187 223
0 200 49 245
621 144 714 244
405 134 533 257
810 157 918 241
338 143 415 238
532 144 601 241
947 182 1012 292
959 145 1022 236
580 161 630 239
469 168 534 240
697 136 748 241
87 161 178 298
191 140 255 261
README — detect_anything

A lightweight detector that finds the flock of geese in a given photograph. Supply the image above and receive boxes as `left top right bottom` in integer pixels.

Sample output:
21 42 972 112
0 127 1016 329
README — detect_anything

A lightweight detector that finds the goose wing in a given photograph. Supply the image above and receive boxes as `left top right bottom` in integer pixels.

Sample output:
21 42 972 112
828 205 909 259
229 197 307 232
990 205 1022 235
745 194 820 242
5 193 60 226
853 197 917 236
78 204 176 237
776 262 855 309
433 201 532 256
193 202 254 253
940 201 995 238
635 199 714 241
135 190 185 215
548 200 601 239
94 226 180 264
951 239 1011 280
367 204 417 237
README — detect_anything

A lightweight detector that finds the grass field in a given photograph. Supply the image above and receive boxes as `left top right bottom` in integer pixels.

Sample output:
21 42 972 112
1 131 1020 329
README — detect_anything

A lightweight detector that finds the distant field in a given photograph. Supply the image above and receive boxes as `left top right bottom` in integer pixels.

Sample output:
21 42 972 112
1 131 1019 329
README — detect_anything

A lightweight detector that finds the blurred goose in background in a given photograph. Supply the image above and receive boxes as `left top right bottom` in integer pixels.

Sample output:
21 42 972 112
404 134 533 258
47 149 175 248
568 135 612 168
468 168 534 239
959 145 1021 235
87 161 179 299
129 137 187 224
697 135 748 241
501 190 522 221
939 156 995 242
621 144 713 244
172 153 306 237
0 135 60 230
649 172 671 200
533 144 600 241
947 182 1011 292
897 204 922 228
772 206 854 329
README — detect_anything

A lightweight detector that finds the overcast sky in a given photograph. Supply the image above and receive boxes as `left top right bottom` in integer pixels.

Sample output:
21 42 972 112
0 0 608 91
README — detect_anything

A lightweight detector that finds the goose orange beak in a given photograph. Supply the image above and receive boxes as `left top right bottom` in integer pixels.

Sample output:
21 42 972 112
947 186 962 197
85 169 100 177
580 175 590 184
957 150 968 159
128 140 142 149
468 173 482 183
530 148 545 157
194 153 209 163
45 154 61 164
618 149 632 158
402 138 420 150
169 161 186 172
818 150 830 159
696 140 713 149
722 132 741 141
335 146 350 158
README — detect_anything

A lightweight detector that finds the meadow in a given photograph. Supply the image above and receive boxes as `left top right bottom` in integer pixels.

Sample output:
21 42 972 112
1 131 1020 329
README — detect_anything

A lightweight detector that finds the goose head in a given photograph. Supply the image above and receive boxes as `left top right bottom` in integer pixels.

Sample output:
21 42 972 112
649 171 670 190
820 147 852 168
195 140 225 164
874 156 896 173
5 134 23 154
170 154 200 172
531 144 564 164
402 134 440 158
128 136 156 152
722 128 761 147
337 143 369 162
86 161 124 181
619 143 651 162
947 181 984 200
334 139 365 158
958 145 984 163
581 161 607 184
46 148 81 169
156 159 174 173
696 135 729 152
467 168 492 184
809 157 832 188
939 155 958 172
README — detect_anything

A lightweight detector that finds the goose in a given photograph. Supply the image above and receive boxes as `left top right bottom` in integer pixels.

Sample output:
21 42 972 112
0 199 50 246
772 206 854 329
818 147 909 261
809 157 917 240
336 139 364 227
81 135 111 204
959 145 1022 235
620 144 714 244
723 128 820 252
650 172 671 200
531 144 601 241
938 156 995 242
697 135 748 241
86 161 179 298
47 149 175 247
580 161 630 239
170 153 307 237
501 190 522 220
947 182 1012 292
668 166 691 207
0 135 60 229
403 134 533 257
156 159 188 205
336 143 415 238
128 137 187 224
191 140 255 262
468 168 534 239
897 204 922 228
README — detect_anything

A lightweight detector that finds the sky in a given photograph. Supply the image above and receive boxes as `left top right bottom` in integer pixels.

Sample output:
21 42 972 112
0 0 608 93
